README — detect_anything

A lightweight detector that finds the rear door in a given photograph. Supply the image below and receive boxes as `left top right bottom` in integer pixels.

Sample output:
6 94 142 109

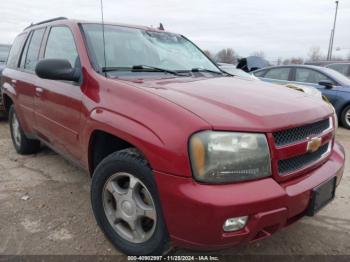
1 33 27 114
34 25 83 160
17 28 46 132
2 29 45 133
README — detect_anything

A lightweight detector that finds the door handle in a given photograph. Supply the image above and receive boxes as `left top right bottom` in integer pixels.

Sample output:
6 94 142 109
35 87 44 96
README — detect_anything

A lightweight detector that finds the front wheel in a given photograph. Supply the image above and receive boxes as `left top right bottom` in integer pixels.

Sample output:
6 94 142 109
341 105 350 129
91 149 170 255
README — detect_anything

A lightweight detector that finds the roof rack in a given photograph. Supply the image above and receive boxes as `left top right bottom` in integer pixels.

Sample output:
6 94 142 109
25 17 68 30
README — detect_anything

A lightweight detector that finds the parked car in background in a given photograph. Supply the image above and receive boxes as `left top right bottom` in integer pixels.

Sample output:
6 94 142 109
0 44 11 73
1 18 345 255
326 63 350 78
218 63 258 80
236 56 270 72
0 44 11 117
219 63 324 100
253 65 350 129
305 61 350 78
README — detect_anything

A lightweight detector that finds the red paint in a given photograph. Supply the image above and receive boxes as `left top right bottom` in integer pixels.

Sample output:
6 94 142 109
1 19 345 250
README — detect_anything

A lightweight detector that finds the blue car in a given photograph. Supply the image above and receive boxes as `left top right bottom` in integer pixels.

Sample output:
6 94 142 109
0 44 11 117
253 65 350 129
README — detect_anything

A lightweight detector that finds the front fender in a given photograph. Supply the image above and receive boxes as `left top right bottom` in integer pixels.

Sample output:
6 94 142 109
82 107 191 177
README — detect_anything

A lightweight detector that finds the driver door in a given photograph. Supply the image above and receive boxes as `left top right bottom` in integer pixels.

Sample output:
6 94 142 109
293 67 340 104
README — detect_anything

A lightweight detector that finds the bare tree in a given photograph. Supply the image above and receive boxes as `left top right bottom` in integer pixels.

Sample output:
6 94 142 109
290 57 304 64
251 51 265 58
282 59 291 65
276 57 283 65
203 50 213 59
216 48 237 64
308 46 324 62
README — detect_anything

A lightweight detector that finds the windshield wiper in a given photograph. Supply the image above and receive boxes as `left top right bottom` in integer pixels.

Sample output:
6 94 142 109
191 68 227 76
133 65 190 76
102 65 188 76
102 66 131 72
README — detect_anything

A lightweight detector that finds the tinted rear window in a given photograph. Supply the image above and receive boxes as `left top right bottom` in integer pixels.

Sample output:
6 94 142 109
24 28 45 71
253 69 268 77
264 68 290 80
7 34 26 69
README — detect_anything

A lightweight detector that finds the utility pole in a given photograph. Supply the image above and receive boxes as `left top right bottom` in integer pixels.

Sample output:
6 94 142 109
327 1 339 61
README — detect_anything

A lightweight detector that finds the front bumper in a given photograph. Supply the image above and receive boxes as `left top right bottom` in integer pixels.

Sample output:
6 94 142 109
154 142 345 250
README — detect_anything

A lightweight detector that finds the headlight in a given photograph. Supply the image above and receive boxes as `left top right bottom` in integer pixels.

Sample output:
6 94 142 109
189 131 271 183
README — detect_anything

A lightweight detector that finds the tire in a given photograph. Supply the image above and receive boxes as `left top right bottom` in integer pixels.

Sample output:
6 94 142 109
91 148 170 256
9 105 41 154
341 105 350 130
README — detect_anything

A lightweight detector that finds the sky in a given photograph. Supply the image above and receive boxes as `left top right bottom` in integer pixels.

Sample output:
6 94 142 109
0 0 349 61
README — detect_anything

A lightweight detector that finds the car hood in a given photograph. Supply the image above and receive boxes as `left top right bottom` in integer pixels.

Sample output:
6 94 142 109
120 76 333 132
285 84 323 99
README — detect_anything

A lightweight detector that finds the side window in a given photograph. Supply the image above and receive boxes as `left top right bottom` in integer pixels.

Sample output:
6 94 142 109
253 69 268 77
24 28 45 71
328 64 349 75
295 68 333 84
7 34 26 69
19 31 33 68
264 68 290 80
45 27 79 68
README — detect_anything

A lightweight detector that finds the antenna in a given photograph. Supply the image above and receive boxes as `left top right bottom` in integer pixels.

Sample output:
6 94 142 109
100 0 107 74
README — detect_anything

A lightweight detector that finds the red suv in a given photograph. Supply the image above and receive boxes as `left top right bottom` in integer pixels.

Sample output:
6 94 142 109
1 18 345 255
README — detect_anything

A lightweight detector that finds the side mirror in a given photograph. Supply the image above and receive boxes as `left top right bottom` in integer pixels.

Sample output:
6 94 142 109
35 59 81 82
318 80 334 89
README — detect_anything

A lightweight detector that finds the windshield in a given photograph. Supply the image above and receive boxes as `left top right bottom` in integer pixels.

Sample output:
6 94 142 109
0 45 11 63
81 24 220 74
322 67 350 86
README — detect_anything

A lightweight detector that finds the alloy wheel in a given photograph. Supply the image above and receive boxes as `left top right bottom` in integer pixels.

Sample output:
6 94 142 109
11 113 21 147
346 109 350 127
102 172 157 243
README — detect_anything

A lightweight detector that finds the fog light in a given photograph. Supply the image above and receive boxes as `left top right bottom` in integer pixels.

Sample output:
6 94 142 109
223 216 248 232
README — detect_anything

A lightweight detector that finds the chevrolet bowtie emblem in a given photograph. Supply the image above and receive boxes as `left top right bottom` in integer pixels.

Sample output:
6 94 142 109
307 137 322 153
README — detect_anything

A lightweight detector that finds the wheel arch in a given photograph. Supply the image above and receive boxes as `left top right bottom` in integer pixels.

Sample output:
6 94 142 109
85 108 165 176
339 101 350 127
2 93 14 114
87 129 152 175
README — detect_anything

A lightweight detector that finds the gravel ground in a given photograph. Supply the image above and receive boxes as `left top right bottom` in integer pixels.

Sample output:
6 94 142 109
0 119 349 258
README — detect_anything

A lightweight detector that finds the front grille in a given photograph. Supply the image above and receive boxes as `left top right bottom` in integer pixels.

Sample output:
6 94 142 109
273 118 330 147
278 143 329 175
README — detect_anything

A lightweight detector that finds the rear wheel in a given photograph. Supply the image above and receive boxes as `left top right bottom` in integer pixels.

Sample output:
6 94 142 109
9 105 41 154
341 105 350 129
91 149 170 255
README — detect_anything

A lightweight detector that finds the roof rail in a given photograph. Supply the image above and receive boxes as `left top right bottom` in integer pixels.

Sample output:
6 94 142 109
25 17 68 30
